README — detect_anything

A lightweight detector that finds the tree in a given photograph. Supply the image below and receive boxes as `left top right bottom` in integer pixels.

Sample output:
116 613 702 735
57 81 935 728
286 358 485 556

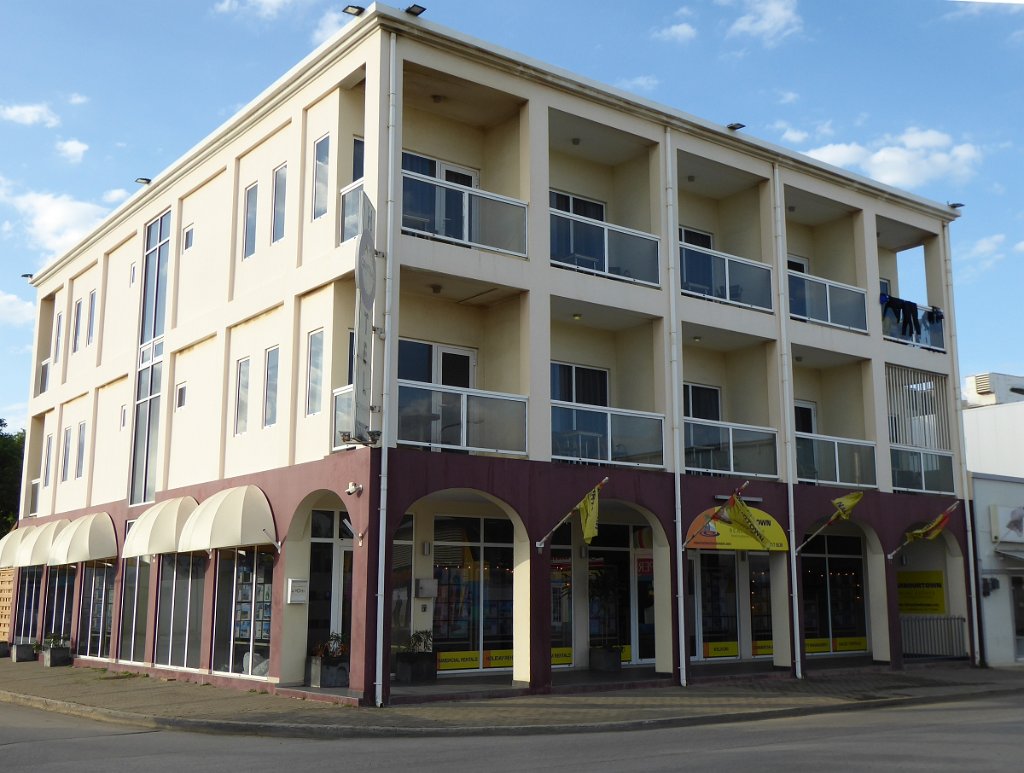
0 418 25 538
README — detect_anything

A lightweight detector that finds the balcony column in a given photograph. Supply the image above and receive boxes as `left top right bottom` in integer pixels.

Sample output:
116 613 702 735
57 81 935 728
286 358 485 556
865 359 893 492
860 211 884 338
514 534 551 690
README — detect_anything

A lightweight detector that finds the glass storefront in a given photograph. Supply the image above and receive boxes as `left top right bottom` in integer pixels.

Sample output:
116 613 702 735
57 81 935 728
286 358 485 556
801 534 867 654
155 552 206 668
14 565 43 643
307 510 354 656
213 546 274 676
550 524 572 665
688 550 774 660
119 554 151 662
43 564 76 642
77 561 116 658
588 524 655 664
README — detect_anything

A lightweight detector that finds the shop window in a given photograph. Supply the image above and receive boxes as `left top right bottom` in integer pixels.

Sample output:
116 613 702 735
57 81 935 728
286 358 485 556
43 565 76 642
119 536 151 663
801 534 867 654
155 552 207 668
77 561 116 658
212 547 274 676
14 566 43 643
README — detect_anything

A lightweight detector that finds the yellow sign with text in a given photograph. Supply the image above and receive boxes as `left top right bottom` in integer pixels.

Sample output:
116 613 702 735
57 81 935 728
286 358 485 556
897 571 946 615
752 639 774 657
805 636 867 654
703 640 739 658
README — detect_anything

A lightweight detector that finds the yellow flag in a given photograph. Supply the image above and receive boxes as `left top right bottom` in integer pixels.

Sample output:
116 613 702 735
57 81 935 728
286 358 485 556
831 491 863 520
579 485 602 545
726 493 770 549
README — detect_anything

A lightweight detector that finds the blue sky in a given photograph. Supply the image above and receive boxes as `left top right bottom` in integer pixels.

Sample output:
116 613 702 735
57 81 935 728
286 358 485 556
1 0 1023 431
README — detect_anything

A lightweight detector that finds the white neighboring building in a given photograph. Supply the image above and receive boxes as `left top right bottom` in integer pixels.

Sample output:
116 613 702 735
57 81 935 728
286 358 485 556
964 373 1024 665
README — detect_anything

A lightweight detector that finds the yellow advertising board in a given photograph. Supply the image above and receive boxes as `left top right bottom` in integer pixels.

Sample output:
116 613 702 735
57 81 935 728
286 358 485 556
703 640 739 658
551 647 573 665
685 507 789 552
897 570 946 615
752 639 774 657
805 636 867 654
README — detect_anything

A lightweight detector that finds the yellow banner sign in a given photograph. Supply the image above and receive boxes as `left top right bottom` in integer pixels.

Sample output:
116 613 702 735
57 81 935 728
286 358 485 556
752 639 774 657
703 640 739 658
897 570 946 615
805 636 867 654
686 506 789 551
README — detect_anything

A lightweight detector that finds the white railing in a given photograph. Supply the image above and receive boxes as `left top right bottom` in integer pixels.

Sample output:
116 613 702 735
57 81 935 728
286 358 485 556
550 211 660 286
397 381 528 455
684 418 778 478
890 445 955 494
551 402 664 468
795 432 876 487
680 244 773 311
789 272 868 331
402 172 527 256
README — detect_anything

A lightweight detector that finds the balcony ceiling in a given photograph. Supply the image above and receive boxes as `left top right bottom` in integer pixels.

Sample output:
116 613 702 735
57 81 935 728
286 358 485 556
551 295 656 332
402 267 522 306
404 64 524 129
680 320 774 351
784 186 858 227
876 215 934 252
549 109 653 167
791 343 866 370
676 151 765 200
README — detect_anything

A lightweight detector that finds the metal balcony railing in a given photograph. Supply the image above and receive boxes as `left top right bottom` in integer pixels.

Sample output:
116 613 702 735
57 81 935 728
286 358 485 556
789 272 868 331
402 172 527 256
684 418 778 478
551 402 664 468
680 244 772 310
882 300 946 351
796 432 876 487
550 211 660 285
890 445 955 494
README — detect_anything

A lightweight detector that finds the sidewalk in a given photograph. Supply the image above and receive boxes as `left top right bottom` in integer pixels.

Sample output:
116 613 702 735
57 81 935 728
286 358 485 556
2 658 1023 738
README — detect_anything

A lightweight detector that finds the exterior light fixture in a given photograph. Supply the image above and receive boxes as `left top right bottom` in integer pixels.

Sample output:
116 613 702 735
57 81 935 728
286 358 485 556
343 5 365 15
135 177 151 185
572 312 583 321
726 123 745 131
405 4 427 15
948 202 964 209
692 336 702 343
20 273 33 280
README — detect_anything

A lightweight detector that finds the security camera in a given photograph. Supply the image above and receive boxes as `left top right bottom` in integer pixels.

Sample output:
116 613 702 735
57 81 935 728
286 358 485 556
346 482 363 496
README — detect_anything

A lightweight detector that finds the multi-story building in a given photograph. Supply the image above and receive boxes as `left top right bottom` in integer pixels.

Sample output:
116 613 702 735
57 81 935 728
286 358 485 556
0 4 974 704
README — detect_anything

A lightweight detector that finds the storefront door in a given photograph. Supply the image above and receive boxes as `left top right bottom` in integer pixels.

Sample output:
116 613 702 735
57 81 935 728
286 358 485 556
689 551 739 660
307 509 353 655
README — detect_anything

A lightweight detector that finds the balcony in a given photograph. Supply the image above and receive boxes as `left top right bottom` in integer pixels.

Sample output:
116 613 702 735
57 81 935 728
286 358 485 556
550 212 660 285
397 381 527 455
551 402 664 468
891 445 955 494
402 172 527 256
882 298 945 351
789 273 867 331
680 245 772 311
796 432 876 487
684 418 778 478
340 181 364 243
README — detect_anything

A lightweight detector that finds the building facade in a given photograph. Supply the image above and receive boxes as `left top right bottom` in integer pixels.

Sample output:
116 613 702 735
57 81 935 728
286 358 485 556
0 5 973 705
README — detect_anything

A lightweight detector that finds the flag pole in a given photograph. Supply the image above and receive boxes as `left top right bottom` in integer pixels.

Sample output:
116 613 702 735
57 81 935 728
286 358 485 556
795 510 843 554
681 480 749 550
535 477 608 552
886 502 960 560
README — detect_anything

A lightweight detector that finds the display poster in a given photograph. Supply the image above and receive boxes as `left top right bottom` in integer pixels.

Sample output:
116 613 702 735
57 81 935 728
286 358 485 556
703 640 739 658
752 639 773 657
897 570 946 614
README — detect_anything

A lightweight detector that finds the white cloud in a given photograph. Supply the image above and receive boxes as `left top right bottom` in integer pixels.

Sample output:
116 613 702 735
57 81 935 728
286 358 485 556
726 0 802 47
0 103 60 128
5 190 107 259
616 75 660 93
0 290 35 326
653 23 698 43
1 220 12 238
1015 241 1024 252
68 93 89 105
805 127 981 189
815 119 834 138
214 0 299 18
956 233 1010 282
312 9 348 45
55 138 89 164
102 188 129 204
778 90 799 104
0 403 28 433
770 120 808 143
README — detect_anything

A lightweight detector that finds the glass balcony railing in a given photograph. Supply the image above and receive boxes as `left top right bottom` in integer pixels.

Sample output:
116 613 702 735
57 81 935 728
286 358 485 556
551 402 664 468
332 385 355 450
796 432 876 487
789 273 867 331
684 418 778 477
891 445 955 494
397 381 527 455
882 300 945 351
402 172 527 256
340 181 364 243
680 245 772 310
550 212 660 285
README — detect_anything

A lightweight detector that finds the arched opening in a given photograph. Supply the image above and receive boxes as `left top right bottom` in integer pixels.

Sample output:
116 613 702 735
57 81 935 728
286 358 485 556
895 528 968 659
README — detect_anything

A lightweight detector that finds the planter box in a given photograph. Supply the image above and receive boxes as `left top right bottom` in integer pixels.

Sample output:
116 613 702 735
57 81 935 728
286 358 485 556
395 651 436 684
309 656 348 688
10 644 36 662
589 646 622 672
42 646 72 667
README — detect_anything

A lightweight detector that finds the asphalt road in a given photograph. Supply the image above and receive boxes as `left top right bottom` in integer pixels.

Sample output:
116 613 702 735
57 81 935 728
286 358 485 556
2 693 1020 772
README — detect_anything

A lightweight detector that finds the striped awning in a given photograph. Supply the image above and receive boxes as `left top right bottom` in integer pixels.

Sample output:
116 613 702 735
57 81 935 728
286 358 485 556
13 519 70 567
177 485 276 553
48 512 117 566
122 496 198 559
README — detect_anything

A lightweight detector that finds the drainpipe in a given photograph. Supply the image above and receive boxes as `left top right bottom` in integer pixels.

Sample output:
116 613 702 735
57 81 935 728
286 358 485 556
773 163 802 679
664 126 687 687
374 30 399 708
942 220 981 666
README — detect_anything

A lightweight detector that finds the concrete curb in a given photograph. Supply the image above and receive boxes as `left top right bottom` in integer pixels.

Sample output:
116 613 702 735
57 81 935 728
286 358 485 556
3 684 1024 739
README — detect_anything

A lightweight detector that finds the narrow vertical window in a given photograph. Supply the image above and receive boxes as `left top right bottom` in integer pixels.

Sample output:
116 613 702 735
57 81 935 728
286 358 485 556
72 299 83 353
352 138 364 182
53 312 64 363
264 346 279 428
75 421 86 479
130 262 136 286
60 426 71 482
42 434 53 487
183 225 194 251
87 290 97 346
312 135 330 220
243 183 258 258
306 330 323 415
235 358 250 434
175 383 187 409
272 164 287 243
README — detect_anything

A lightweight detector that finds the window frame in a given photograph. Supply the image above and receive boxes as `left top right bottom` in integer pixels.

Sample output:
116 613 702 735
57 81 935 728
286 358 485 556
243 182 258 259
86 290 97 346
312 134 330 220
235 358 250 435
75 421 86 479
306 329 324 416
60 426 71 483
683 382 722 421
263 345 279 428
271 163 287 243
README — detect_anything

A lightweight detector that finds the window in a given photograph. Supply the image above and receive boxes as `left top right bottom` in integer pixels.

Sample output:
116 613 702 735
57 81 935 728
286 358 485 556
175 383 187 409
800 534 867 654
272 164 287 243
60 426 71 482
155 552 206 668
312 135 330 219
235 358 250 435
119 523 150 663
75 421 86 479
183 225 194 251
264 346 279 428
77 561 116 658
43 565 76 642
550 362 608 406
794 400 817 434
42 433 53 487
87 290 96 346
120 405 127 430
550 190 605 221
53 312 63 363
130 262 137 286
243 183 258 258
680 227 713 249
306 329 324 415
14 566 43 644
212 547 274 676
880 277 891 296
352 137 364 181
72 299 83 353
683 383 721 421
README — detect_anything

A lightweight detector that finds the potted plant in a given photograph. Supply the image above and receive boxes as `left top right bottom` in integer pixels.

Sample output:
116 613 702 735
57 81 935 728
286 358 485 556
10 639 36 662
395 629 436 684
309 632 349 688
41 633 72 667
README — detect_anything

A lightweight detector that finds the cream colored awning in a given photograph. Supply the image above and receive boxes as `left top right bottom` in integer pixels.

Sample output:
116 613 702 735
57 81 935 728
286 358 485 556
13 519 70 567
0 526 33 569
48 512 117 566
123 496 198 559
177 485 276 553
